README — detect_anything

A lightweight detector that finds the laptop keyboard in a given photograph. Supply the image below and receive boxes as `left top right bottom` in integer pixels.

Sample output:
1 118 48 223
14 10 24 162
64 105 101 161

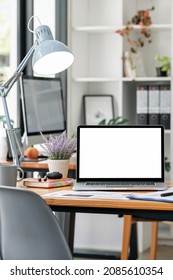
85 182 156 187
73 181 166 191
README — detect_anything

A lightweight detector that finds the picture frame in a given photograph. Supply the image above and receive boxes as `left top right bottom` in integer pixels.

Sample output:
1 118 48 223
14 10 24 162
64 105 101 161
83 95 114 125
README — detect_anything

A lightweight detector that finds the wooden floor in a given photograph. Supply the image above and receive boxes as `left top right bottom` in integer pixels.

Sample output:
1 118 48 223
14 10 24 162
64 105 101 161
74 245 173 260
139 245 173 260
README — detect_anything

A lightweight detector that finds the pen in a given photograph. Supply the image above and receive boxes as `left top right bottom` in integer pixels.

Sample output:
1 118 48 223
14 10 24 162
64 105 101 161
160 192 173 197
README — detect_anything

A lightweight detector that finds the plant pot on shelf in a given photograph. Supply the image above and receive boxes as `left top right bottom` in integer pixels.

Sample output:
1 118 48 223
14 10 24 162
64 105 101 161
47 159 69 178
156 67 167 77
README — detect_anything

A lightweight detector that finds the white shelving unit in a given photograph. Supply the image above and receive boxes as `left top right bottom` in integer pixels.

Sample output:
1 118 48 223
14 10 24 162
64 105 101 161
67 0 173 252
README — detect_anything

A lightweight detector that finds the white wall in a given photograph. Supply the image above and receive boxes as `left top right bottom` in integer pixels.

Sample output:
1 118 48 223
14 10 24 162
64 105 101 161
74 214 151 253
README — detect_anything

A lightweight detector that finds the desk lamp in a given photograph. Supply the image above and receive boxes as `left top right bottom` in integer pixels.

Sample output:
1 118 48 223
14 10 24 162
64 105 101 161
0 16 74 177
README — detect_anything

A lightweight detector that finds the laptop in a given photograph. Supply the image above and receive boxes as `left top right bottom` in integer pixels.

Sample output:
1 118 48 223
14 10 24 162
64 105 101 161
73 125 167 191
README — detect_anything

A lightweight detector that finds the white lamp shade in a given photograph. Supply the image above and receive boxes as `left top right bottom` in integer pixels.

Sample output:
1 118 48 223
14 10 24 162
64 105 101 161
32 40 74 75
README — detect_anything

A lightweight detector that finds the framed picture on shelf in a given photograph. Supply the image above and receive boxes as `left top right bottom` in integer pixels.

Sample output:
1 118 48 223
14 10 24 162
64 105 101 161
83 95 114 125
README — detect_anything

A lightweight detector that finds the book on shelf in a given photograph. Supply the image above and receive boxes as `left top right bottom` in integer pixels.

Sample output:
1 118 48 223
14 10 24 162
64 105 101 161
23 178 74 188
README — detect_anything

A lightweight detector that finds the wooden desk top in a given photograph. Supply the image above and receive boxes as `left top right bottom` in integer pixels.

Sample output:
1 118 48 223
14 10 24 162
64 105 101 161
19 184 173 213
0 160 76 171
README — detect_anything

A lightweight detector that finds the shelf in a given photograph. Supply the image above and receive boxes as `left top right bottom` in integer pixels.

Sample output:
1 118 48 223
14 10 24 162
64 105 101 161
73 77 120 82
129 24 172 31
73 26 117 33
73 24 172 33
73 77 172 83
122 77 172 82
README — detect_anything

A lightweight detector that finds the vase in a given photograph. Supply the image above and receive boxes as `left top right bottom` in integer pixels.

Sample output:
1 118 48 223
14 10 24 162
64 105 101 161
47 159 69 178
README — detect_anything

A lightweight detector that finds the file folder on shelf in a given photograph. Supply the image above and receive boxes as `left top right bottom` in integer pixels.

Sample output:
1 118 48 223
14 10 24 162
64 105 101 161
136 85 148 124
160 84 171 129
148 85 160 125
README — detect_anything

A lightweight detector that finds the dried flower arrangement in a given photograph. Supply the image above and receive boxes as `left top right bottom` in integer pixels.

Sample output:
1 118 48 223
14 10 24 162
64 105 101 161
116 6 155 53
41 130 77 160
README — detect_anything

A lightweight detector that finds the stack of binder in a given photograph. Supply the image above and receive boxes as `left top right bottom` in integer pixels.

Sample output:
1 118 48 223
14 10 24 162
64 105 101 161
136 84 171 129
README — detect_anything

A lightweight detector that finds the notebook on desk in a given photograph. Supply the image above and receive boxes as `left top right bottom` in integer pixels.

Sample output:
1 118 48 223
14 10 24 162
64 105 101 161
73 125 167 191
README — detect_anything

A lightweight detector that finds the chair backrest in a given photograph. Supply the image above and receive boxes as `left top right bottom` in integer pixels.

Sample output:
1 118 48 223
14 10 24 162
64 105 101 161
0 186 72 260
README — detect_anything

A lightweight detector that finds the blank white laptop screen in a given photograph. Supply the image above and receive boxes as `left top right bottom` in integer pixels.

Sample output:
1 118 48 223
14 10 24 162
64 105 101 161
77 126 164 181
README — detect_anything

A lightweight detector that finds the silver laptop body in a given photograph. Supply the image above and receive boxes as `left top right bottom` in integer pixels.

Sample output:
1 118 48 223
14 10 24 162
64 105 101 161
73 125 167 191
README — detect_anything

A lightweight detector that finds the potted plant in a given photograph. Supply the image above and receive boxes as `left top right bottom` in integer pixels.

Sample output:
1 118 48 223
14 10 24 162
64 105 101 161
98 117 129 126
41 130 77 177
155 55 171 76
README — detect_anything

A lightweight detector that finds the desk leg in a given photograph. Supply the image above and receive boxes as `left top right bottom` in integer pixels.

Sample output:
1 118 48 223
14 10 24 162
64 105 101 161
129 223 138 259
68 213 76 254
121 215 138 260
55 212 75 254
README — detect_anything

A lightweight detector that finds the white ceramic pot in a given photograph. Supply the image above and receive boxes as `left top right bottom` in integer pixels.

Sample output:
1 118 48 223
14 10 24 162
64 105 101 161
47 159 69 178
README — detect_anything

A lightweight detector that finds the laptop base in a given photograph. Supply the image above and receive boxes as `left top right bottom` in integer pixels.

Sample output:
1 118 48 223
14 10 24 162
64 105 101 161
73 182 167 191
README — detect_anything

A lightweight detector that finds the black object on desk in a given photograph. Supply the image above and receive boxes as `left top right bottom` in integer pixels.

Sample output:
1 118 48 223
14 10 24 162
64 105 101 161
161 192 173 197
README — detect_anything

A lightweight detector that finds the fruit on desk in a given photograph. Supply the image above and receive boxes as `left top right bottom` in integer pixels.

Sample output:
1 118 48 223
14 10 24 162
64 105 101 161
25 147 39 159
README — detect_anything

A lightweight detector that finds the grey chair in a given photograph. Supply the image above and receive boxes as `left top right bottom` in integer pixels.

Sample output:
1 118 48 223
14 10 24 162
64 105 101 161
0 186 72 260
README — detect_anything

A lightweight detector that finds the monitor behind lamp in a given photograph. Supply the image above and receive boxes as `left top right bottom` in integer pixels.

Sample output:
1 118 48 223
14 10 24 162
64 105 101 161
20 75 66 148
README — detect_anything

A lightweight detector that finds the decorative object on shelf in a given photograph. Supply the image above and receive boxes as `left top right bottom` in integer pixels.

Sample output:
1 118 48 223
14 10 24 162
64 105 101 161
116 6 155 54
83 95 114 125
98 117 129 126
123 51 135 78
116 5 154 78
123 51 146 78
155 55 171 77
41 130 77 178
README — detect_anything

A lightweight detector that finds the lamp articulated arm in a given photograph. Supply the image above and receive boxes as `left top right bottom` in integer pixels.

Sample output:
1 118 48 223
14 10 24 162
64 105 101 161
0 44 36 170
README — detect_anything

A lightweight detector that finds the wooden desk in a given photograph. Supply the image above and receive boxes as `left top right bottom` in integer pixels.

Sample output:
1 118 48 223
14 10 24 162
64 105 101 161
0 160 76 176
20 185 173 259
32 186 173 219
